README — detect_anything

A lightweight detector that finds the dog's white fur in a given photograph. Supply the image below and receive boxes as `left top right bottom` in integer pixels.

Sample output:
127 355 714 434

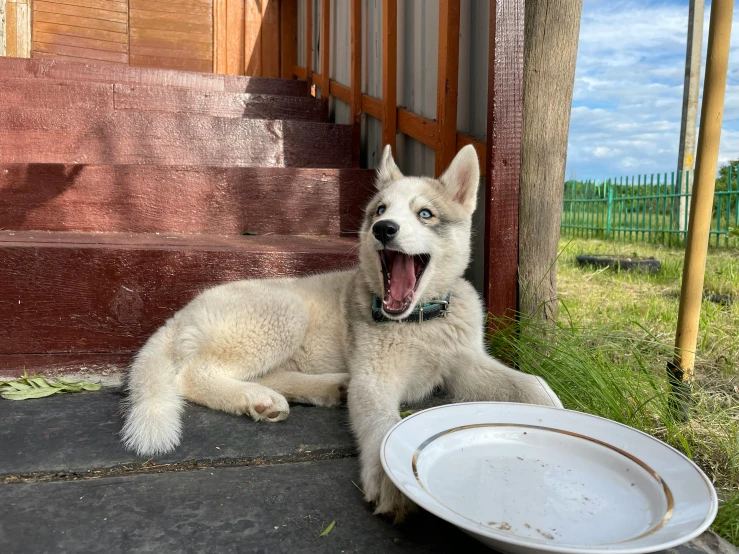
121 145 562 520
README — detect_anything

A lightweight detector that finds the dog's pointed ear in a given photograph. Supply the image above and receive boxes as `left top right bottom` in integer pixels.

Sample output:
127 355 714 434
438 145 480 213
376 144 404 188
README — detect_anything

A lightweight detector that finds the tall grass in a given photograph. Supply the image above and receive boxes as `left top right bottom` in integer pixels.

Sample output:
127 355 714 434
488 314 739 545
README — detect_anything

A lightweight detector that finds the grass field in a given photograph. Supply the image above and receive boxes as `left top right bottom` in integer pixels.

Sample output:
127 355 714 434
489 238 738 545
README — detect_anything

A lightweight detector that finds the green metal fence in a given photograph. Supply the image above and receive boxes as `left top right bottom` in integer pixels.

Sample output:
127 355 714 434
561 166 739 247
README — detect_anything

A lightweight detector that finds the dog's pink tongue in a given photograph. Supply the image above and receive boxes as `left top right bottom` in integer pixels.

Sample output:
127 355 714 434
390 254 416 302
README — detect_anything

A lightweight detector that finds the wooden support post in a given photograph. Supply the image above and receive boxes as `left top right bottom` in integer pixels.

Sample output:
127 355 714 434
280 0 298 78
320 0 330 92
261 0 280 78
6 0 18 58
214 0 228 73
5 0 30 59
435 0 461 177
350 0 363 124
381 0 397 155
484 0 524 322
15 0 29 58
670 0 734 419
350 0 363 167
226 0 246 75
306 0 313 90
0 0 5 57
245 0 263 76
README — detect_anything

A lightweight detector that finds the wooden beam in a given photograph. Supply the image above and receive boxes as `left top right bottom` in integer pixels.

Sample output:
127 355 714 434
329 79 351 104
435 0 461 177
350 0 362 125
398 108 436 149
305 0 313 88
293 65 307 79
362 93 382 120
381 0 397 154
484 0 525 321
456 132 487 171
320 0 330 91
280 0 298 78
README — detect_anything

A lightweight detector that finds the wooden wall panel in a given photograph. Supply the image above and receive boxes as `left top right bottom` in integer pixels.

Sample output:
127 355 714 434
236 0 281 78
32 0 129 64
129 0 213 72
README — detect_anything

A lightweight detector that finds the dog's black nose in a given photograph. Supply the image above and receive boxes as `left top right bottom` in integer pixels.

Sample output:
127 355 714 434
372 220 399 245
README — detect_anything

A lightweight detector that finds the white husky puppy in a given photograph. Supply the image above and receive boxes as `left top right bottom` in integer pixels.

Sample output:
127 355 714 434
121 144 562 520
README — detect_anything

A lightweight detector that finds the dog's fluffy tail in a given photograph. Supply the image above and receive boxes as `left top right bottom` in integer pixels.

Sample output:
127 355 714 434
120 323 184 457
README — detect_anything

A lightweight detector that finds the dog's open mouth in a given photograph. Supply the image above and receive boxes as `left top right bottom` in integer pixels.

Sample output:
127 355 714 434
379 250 430 315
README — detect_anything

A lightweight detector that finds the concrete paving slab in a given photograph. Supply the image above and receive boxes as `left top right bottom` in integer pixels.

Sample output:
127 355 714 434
0 458 489 554
0 390 354 475
0 458 727 554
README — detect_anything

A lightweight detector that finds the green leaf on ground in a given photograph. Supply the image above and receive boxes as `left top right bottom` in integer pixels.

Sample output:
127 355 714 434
399 410 415 418
0 374 102 400
319 520 336 537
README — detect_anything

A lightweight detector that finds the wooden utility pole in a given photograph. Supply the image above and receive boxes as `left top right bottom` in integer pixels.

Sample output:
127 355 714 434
670 0 733 419
675 0 705 236
518 0 583 321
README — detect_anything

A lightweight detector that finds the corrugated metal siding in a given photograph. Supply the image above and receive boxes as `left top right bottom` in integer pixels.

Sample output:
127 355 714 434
361 0 384 169
298 0 490 291
459 0 489 293
396 0 437 177
458 0 489 139
309 0 489 168
329 0 350 125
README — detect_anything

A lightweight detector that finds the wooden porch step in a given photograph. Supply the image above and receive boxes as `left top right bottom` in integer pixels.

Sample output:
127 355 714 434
0 79 327 121
115 84 327 120
0 57 308 95
0 231 358 375
0 165 375 236
0 109 353 167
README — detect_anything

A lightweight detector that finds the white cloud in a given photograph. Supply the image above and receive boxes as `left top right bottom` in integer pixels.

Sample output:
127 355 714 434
566 0 739 179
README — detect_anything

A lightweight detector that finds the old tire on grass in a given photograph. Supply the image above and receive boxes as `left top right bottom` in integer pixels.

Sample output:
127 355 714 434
576 254 661 274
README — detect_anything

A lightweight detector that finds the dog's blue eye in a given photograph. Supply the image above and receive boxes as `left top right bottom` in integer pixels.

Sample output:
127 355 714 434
419 209 433 219
377 205 386 216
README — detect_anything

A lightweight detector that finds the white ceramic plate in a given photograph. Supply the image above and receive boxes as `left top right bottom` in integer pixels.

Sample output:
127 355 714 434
381 402 717 554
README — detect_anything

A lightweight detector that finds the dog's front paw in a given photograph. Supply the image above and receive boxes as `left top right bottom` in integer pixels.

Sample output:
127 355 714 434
372 473 417 523
361 461 416 523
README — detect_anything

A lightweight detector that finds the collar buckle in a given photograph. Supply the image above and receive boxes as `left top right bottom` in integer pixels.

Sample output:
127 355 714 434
418 298 450 323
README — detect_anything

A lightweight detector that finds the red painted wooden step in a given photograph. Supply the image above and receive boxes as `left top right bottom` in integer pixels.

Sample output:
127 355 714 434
0 56 308 95
0 231 358 376
0 79 326 120
0 78 113 111
0 110 353 167
0 165 375 236
114 85 327 120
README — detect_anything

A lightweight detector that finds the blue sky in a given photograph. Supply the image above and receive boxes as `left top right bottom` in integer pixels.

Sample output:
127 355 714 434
566 0 739 180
